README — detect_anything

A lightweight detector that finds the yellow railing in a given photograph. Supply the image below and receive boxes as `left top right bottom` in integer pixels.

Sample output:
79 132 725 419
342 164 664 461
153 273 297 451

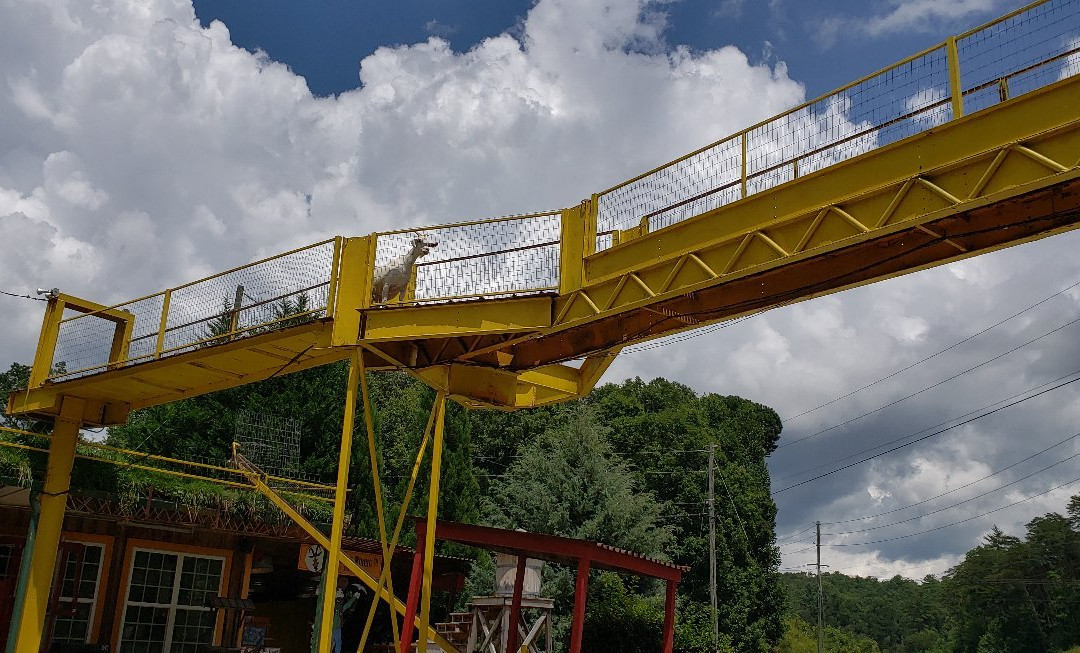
41 238 339 382
594 0 1080 249
369 210 563 306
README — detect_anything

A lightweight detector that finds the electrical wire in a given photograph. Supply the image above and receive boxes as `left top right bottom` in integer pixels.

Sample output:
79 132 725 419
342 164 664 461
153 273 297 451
786 546 816 556
775 370 1080 483
716 466 751 545
775 314 1080 451
779 534 817 547
772 373 1080 494
1 289 46 302
827 559 949 575
820 428 1080 525
776 523 818 543
784 278 1080 422
827 473 1080 548
823 446 1080 536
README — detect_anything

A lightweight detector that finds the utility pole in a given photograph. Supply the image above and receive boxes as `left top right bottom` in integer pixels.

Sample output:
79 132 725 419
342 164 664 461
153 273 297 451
708 444 718 652
816 520 823 653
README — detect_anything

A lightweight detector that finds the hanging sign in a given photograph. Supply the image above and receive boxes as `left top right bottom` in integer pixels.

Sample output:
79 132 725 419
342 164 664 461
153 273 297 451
298 542 382 577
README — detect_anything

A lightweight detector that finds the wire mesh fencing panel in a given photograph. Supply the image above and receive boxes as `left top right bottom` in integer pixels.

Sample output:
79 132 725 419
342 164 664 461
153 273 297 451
747 46 948 195
595 47 949 249
958 0 1080 113
596 136 743 240
234 410 301 479
51 293 166 381
371 212 562 305
48 240 336 381
159 240 335 356
594 0 1080 252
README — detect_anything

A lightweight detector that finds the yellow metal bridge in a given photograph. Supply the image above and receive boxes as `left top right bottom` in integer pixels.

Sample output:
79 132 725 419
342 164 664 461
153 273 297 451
6 1 1080 651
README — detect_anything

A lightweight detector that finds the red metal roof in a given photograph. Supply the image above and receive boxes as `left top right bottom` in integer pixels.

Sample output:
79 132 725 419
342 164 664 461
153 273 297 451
414 518 687 582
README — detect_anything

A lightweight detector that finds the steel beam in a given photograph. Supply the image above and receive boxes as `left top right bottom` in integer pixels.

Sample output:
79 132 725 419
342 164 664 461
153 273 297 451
317 349 361 653
417 390 447 653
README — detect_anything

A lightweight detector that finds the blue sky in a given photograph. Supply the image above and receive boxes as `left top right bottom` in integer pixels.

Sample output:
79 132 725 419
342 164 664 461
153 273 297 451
192 0 1009 100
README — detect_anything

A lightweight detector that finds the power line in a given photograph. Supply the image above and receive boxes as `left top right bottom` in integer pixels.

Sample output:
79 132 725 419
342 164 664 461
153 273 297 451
775 370 1080 483
827 473 1080 548
716 465 750 546
785 278 1080 422
772 372 1080 494
787 545 816 556
821 428 1080 525
1 289 46 302
826 559 949 576
776 523 818 542
823 446 1080 536
775 314 1080 451
622 310 766 355
779 534 817 547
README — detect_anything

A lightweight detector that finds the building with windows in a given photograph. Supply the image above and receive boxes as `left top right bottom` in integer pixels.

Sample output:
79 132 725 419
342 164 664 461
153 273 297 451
0 486 467 652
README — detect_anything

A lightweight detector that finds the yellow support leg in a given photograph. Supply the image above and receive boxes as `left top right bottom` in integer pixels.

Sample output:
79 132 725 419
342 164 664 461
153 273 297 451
358 401 438 653
357 355 402 649
318 349 361 653
418 390 447 653
13 396 84 653
232 456 457 652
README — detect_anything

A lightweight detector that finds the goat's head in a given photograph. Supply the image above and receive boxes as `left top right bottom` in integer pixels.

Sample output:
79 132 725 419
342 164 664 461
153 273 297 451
410 235 438 258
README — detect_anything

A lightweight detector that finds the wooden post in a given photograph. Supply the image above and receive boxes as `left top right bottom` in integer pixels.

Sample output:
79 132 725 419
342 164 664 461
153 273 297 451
228 284 244 339
505 556 527 653
568 558 590 653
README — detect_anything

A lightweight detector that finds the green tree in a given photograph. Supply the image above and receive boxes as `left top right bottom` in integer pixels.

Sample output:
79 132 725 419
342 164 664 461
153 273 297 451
1 362 50 433
485 404 670 554
776 615 881 653
483 404 671 653
586 378 784 651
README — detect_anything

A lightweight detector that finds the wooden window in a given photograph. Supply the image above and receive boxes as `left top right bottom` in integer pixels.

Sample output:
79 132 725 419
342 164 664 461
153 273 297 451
51 542 106 646
119 549 225 653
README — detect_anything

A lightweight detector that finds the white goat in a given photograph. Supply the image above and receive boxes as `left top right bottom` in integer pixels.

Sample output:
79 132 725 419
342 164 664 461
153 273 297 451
372 236 438 304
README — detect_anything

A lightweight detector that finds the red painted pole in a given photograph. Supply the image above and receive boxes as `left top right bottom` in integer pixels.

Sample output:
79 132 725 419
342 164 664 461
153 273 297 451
505 555 527 653
400 530 425 653
569 558 590 653
661 579 677 653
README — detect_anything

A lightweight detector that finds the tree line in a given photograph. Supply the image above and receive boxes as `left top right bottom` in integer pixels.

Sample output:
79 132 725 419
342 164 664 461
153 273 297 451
779 496 1080 652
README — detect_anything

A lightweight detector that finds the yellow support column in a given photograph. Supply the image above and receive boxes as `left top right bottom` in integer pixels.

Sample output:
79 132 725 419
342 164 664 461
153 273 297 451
357 355 402 648
12 395 84 653
946 36 964 119
417 390 447 653
357 399 438 653
559 203 586 294
318 349 362 653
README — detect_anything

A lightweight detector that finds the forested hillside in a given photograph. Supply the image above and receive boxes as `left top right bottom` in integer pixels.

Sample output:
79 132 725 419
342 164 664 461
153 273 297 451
779 495 1080 652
